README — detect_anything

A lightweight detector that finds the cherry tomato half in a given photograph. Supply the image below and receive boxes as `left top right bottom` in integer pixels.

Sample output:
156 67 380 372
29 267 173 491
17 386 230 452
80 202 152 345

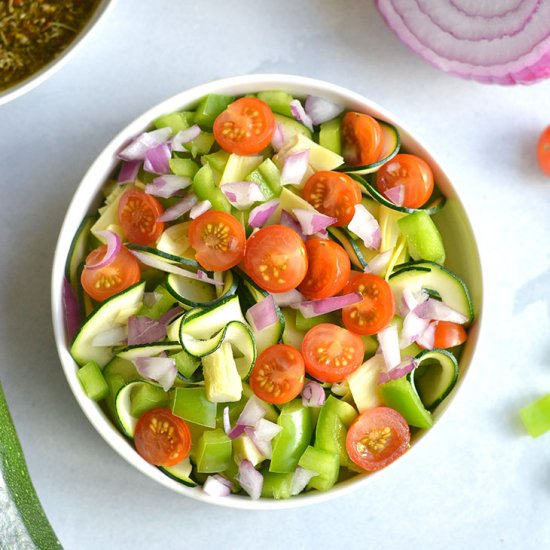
213 97 275 155
538 125 550 177
244 225 308 293
302 171 362 227
301 323 364 383
81 244 141 302
134 408 192 467
118 188 165 245
249 344 305 404
342 112 383 166
298 239 350 300
189 210 246 271
376 154 434 209
346 407 410 472
432 321 467 349
341 273 395 336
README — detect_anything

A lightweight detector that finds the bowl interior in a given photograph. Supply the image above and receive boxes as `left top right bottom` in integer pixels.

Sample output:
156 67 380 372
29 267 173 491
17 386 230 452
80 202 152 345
51 74 483 510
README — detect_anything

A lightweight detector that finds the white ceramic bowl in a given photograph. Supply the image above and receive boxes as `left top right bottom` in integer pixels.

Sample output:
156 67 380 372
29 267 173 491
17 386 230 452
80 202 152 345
51 74 483 509
0 0 115 107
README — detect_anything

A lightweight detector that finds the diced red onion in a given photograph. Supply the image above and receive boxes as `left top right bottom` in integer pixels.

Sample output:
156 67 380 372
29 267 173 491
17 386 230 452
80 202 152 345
348 204 381 250
203 475 232 497
158 306 183 325
171 125 201 152
236 459 263 500
85 230 121 271
271 122 284 151
302 380 326 407
221 181 265 209
223 406 231 435
378 357 418 385
290 466 318 496
401 287 429 316
279 210 305 240
245 419 282 458
384 185 405 207
298 292 363 318
189 199 212 219
144 144 171 174
377 324 401 370
156 194 198 222
293 208 336 235
133 356 177 391
246 295 278 332
248 199 280 228
91 326 127 347
117 127 172 161
400 310 431 348
376 0 550 85
281 149 310 186
127 316 167 346
130 249 222 286
118 160 141 184
415 321 436 350
304 95 344 125
415 298 469 324
289 99 313 131
365 249 393 276
229 396 267 439
145 175 193 199
62 278 82 341
271 288 305 307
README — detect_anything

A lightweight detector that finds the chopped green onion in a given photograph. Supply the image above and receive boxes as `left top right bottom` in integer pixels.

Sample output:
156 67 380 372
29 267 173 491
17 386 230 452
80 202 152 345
520 394 550 437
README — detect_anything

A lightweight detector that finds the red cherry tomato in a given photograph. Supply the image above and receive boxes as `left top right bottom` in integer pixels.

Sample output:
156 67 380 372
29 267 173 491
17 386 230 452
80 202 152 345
81 244 141 302
341 273 395 336
134 408 192 467
301 171 362 227
538 125 550 177
376 154 434 209
301 323 364 383
342 112 383 166
213 97 275 155
244 225 308 293
188 210 246 271
346 407 410 472
432 321 467 349
249 344 305 405
298 239 350 300
118 189 165 246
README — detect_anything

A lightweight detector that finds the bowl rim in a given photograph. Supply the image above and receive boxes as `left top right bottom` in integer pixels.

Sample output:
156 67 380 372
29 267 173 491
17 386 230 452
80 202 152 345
0 0 116 107
51 73 484 510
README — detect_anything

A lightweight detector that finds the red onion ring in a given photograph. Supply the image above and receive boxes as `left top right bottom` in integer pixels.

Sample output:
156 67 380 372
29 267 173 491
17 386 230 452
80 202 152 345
85 230 121 271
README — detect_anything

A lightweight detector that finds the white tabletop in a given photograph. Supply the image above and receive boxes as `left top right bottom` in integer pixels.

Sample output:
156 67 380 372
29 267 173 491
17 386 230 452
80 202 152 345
2 0 550 548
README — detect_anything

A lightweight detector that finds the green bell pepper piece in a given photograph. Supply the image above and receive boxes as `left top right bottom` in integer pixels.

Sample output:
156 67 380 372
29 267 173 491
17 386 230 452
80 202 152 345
196 429 232 473
256 90 294 117
261 471 294 499
319 118 342 155
298 445 339 491
172 387 217 428
129 383 168 418
169 157 200 178
137 284 176 320
380 377 433 429
185 132 216 158
202 150 230 173
294 310 338 332
192 164 231 212
172 348 201 379
193 94 235 129
520 394 550 437
154 111 195 135
77 361 109 401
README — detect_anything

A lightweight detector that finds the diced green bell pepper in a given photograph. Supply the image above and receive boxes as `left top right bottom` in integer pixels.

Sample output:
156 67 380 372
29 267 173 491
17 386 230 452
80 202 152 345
398 211 445 264
294 310 338 332
154 111 195 135
256 90 294 117
245 158 282 200
319 118 342 155
520 394 550 437
298 445 339 491
261 471 294 499
185 132 216 158
193 94 235 129
202 150 230 173
270 400 313 473
192 164 231 212
169 157 200 178
380 377 433 429
171 348 201 379
77 361 109 401
171 387 217 428
129 383 168 418
196 429 232 473
137 284 176 320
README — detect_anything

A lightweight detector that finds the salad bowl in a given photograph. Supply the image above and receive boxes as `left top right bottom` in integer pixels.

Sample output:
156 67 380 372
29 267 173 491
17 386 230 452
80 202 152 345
51 74 483 509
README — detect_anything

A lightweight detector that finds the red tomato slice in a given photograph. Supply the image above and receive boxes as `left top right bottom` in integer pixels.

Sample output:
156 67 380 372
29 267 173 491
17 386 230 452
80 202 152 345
538 125 550 177
431 321 467 349
134 408 192 467
81 244 141 302
249 344 305 405
301 323 364 383
213 97 275 155
342 112 383 166
346 407 410 472
376 154 434 209
244 225 308 293
301 171 362 226
188 210 246 271
298 239 350 300
118 189 165 245
341 273 395 336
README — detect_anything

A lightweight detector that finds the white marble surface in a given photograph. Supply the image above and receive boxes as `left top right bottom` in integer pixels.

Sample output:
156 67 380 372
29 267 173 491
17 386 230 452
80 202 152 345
1 0 550 548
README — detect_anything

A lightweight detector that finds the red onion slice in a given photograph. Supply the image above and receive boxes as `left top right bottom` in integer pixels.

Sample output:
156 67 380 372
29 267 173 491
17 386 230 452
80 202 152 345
145 175 193 198
290 466 318 496
246 295 278 332
62 278 82 341
400 310 431 348
236 459 263 500
281 149 310 186
171 125 201 152
189 199 212 219
229 396 267 439
304 95 344 125
271 289 305 307
127 316 167 346
302 380 326 407
245 419 282 458
298 292 362 318
118 128 172 161
271 122 285 151
384 185 405 207
248 199 280 228
401 287 429 316
156 194 198 222
289 99 313 131
377 324 401 370
203 475 232 497
118 160 141 184
378 357 418 384
221 181 265 209
415 321 436 350
293 208 337 235
348 204 381 250
144 144 171 175
279 210 306 240
365 249 393 276
91 326 127 347
85 230 121 271
133 356 177 391
376 0 550 85
415 298 469 324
